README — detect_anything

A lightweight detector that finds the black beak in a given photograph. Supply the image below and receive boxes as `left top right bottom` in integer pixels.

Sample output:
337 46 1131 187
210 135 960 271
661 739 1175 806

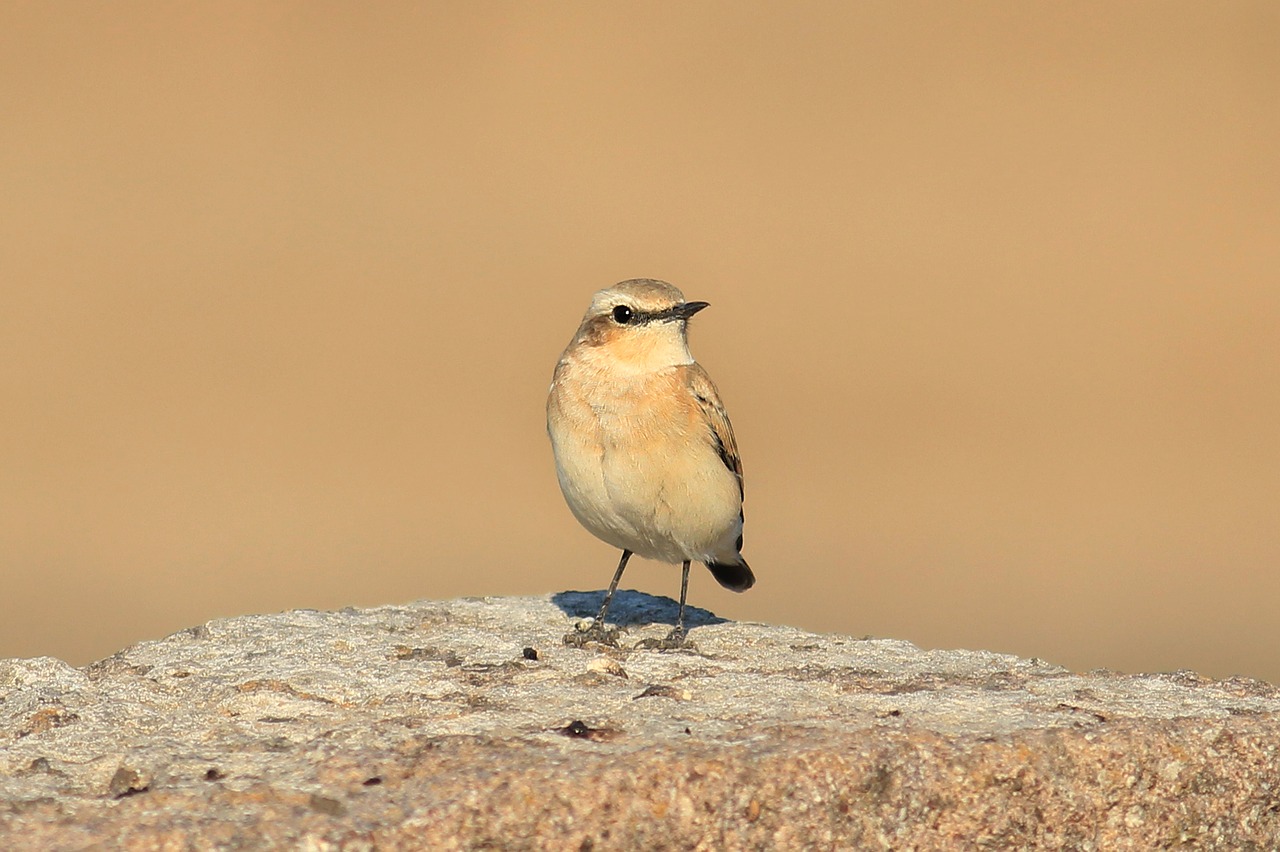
668 301 710 321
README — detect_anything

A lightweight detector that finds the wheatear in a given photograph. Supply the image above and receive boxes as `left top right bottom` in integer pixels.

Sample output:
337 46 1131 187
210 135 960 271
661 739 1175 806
547 279 754 647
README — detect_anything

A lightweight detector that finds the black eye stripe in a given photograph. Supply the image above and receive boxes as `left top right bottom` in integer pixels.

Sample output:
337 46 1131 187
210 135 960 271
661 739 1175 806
610 304 694 325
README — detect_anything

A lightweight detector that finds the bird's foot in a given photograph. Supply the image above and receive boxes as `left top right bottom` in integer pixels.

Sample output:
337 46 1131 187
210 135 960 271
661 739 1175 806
637 625 693 651
563 619 620 648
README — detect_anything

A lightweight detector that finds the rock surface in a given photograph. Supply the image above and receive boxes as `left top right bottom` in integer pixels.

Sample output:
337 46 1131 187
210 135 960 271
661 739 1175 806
2 593 1279 849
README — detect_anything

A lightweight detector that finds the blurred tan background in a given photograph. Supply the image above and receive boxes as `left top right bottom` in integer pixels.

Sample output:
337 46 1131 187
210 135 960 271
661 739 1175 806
2 2 1277 681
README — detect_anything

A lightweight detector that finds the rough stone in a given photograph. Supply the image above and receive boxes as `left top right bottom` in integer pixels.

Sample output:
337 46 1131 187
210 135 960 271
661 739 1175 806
2 593 1279 849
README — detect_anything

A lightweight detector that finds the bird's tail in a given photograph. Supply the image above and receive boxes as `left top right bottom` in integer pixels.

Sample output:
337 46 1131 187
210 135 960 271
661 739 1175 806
706 558 755 592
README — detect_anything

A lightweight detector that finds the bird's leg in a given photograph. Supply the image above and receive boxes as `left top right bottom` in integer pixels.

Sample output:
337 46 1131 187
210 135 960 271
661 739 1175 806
667 560 691 643
594 549 631 626
563 550 630 647
639 560 693 650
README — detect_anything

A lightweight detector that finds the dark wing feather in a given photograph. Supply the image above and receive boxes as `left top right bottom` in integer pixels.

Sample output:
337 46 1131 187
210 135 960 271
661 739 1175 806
683 364 743 499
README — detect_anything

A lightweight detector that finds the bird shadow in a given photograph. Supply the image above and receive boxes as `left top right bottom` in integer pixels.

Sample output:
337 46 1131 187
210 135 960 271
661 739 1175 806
551 589 726 629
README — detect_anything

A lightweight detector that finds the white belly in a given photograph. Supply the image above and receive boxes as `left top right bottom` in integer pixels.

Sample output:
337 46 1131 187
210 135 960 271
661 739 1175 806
548 395 742 564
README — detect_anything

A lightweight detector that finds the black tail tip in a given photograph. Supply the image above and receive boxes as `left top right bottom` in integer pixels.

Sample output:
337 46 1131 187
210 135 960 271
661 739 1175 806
706 559 755 592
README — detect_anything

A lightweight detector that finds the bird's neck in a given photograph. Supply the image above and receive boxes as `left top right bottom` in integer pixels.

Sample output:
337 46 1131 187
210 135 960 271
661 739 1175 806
582 332 694 376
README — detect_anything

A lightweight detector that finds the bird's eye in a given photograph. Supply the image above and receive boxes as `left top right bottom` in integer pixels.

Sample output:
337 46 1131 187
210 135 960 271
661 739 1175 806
612 305 634 324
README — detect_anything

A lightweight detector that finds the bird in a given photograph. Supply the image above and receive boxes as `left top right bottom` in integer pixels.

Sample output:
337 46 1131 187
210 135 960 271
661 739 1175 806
547 278 754 647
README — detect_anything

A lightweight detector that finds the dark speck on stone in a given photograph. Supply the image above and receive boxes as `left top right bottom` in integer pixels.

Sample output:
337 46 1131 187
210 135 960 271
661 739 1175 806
563 720 591 738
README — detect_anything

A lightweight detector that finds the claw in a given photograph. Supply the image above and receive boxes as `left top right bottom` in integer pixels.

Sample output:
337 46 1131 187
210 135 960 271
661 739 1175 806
563 621 620 648
637 626 692 651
